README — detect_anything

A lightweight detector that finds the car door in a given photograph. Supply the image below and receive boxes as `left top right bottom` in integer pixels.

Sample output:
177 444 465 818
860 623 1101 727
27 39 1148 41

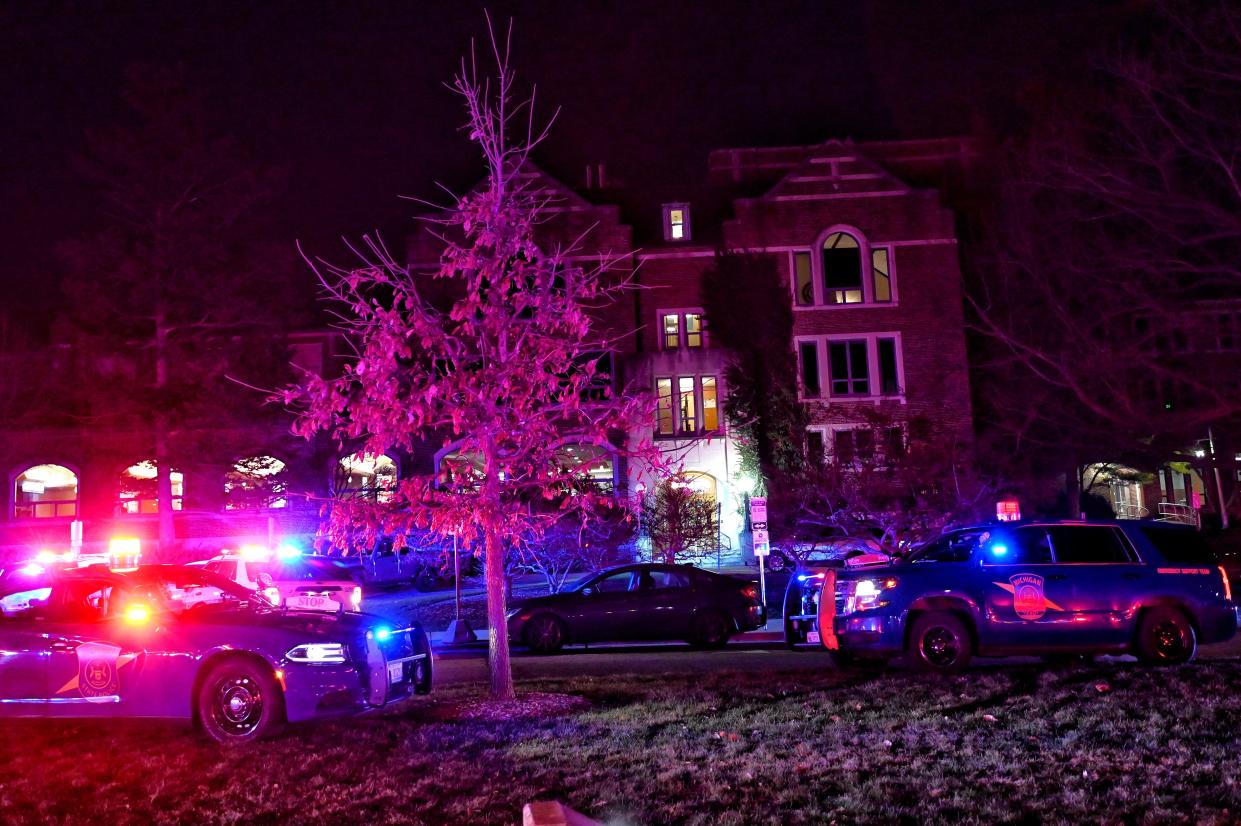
633 568 696 639
574 569 642 642
978 526 1078 650
41 578 150 716
0 582 55 708
1045 525 1145 646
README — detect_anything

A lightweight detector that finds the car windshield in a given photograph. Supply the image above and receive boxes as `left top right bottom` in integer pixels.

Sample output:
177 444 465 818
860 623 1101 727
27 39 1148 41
906 529 990 563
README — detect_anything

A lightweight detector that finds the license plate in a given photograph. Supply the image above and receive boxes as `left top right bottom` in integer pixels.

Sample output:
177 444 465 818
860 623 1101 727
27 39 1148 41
286 594 342 613
388 662 404 684
807 630 821 644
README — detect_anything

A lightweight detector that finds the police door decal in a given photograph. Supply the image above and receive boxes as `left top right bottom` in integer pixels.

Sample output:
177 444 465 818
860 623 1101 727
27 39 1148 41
55 640 138 702
992 574 1064 620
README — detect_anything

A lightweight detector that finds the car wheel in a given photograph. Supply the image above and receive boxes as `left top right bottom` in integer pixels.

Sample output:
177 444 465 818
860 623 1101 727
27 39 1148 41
1135 607 1197 665
908 611 973 675
414 569 441 592
524 614 567 654
197 657 284 744
412 629 434 695
767 554 786 572
691 609 732 649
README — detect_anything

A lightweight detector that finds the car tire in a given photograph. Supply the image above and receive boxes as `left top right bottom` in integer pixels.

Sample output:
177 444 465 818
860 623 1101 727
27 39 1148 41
691 608 732 649
412 629 434 695
767 554 786 572
524 614 567 654
414 569 441 592
197 657 285 744
1135 607 1198 665
908 611 973 675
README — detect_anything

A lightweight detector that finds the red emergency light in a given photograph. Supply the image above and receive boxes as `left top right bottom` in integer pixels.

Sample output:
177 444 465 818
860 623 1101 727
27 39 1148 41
996 498 1021 522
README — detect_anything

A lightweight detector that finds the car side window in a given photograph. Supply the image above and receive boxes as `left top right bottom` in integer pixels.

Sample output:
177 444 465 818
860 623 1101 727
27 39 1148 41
206 560 236 579
983 528 1053 565
646 570 690 590
593 571 635 593
51 581 116 623
1048 526 1134 563
0 586 53 619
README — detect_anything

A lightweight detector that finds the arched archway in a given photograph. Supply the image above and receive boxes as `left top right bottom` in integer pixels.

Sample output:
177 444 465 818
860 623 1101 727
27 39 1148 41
118 460 183 514
225 455 289 510
13 463 79 519
336 452 398 502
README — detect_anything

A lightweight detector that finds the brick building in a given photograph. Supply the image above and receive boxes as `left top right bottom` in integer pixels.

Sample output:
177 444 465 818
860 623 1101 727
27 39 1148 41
0 138 976 564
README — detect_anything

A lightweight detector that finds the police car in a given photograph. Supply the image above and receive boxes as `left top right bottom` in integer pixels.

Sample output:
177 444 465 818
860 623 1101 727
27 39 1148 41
788 520 1237 672
202 546 364 612
0 564 431 742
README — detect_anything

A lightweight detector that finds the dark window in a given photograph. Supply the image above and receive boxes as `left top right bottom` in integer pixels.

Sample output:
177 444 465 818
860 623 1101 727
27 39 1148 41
645 570 691 590
834 430 855 463
1140 526 1219 565
855 428 875 461
1048 526 1133 563
794 252 813 305
807 431 825 465
593 570 636 593
884 427 905 459
984 527 1053 565
822 232 863 304
799 342 820 397
878 338 900 395
828 341 869 395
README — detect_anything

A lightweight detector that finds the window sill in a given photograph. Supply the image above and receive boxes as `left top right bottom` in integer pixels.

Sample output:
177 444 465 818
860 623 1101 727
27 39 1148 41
793 302 898 311
798 394 907 405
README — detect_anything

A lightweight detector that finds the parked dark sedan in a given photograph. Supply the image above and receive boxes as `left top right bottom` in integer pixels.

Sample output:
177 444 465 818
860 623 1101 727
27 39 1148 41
0 564 432 742
507 563 766 653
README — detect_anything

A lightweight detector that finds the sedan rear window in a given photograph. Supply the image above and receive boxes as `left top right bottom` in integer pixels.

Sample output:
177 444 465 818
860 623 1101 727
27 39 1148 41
1140 526 1218 565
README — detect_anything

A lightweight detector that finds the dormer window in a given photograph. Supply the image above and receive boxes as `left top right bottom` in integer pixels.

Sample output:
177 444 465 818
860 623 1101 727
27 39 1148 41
663 202 691 242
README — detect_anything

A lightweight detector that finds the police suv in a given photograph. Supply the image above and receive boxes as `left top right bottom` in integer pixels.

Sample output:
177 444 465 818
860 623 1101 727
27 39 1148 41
788 520 1237 673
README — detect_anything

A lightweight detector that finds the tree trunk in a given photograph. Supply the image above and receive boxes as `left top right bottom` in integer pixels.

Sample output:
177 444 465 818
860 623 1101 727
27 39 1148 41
482 436 514 700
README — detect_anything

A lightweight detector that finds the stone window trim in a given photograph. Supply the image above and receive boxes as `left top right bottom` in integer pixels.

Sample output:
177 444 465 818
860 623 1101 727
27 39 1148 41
657 308 707 350
794 332 907 404
788 224 898 309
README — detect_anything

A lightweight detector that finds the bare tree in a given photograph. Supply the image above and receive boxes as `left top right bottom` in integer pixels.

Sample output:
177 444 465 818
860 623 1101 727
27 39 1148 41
511 511 633 594
285 25 661 699
968 2 1241 496
641 480 719 565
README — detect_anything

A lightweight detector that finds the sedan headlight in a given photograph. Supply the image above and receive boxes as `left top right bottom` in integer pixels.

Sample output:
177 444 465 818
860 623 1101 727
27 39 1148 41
286 642 348 664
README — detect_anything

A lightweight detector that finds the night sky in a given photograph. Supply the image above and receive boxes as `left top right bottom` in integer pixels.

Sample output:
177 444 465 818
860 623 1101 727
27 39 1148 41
2 0 1131 329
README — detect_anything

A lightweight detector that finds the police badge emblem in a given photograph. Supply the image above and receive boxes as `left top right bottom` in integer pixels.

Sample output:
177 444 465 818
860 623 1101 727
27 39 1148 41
76 640 122 702
1009 574 1047 620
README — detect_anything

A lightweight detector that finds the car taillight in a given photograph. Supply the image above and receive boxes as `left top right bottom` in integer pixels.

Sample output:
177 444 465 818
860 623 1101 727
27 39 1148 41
740 584 759 600
1221 566 1233 602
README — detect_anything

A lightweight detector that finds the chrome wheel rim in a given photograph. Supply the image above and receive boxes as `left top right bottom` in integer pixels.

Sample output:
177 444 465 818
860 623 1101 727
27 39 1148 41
213 675 263 735
531 618 560 649
1152 621 1187 661
921 626 961 668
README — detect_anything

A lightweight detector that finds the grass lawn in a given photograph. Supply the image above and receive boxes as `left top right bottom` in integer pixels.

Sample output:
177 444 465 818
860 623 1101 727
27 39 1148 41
2 659 1239 825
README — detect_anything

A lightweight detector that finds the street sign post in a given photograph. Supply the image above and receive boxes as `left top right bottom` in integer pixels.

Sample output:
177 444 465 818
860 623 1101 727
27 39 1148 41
751 497 769 609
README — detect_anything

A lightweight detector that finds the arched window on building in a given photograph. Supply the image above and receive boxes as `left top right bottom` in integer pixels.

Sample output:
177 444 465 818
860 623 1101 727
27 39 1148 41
553 443 616 494
822 231 863 305
224 455 289 510
13 464 78 519
671 471 718 503
336 452 397 502
119 460 184 514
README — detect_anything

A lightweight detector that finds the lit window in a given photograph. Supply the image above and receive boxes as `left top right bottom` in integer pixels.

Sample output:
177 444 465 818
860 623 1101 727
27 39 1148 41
871 247 892 302
702 377 718 432
678 377 697 433
225 456 289 510
822 232 863 305
656 379 675 436
799 342 821 398
828 341 870 396
337 453 397 503
119 461 183 514
662 314 680 350
685 314 703 348
663 203 691 241
793 252 813 306
13 464 78 519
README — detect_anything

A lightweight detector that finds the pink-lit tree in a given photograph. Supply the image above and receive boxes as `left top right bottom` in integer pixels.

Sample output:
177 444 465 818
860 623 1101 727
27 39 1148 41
286 28 659 699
